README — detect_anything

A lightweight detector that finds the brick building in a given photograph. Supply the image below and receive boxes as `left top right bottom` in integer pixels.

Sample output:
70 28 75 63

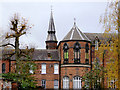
0 10 110 89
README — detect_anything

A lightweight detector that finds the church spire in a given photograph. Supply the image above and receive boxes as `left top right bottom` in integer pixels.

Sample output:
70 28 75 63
46 8 58 49
46 7 57 41
48 6 55 32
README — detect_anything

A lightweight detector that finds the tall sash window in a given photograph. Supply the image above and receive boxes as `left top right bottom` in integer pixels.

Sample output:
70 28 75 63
63 43 69 64
85 43 89 64
74 42 81 63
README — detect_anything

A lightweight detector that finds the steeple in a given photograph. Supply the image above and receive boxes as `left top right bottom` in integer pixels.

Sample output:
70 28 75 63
46 8 58 49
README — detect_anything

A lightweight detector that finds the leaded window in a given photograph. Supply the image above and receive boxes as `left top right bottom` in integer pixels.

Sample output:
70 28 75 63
63 76 69 89
74 42 81 63
63 43 69 64
85 43 89 64
73 76 82 89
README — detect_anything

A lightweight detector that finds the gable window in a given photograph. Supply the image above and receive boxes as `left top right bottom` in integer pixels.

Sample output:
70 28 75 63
74 42 81 63
2 63 5 73
95 40 98 50
63 43 69 64
63 76 69 89
54 64 59 74
42 79 46 88
41 64 46 74
85 43 89 64
95 36 99 50
73 76 82 89
54 80 59 89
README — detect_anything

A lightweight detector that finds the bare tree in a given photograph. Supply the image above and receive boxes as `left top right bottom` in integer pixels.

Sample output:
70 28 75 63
1 13 37 88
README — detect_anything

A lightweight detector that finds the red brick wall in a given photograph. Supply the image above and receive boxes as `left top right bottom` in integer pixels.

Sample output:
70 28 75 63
10 60 60 89
58 41 91 64
2 60 10 73
0 60 10 89
61 66 90 88
58 41 93 88
46 42 57 49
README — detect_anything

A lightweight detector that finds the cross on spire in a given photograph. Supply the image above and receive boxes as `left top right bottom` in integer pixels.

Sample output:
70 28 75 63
74 18 76 26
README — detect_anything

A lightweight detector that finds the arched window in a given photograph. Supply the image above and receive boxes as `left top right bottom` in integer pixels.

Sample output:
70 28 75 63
2 63 5 73
63 76 69 89
73 76 82 89
85 43 89 64
74 42 81 63
63 43 69 64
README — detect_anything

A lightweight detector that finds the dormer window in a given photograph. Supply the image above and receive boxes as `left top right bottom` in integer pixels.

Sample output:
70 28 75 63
48 53 51 59
63 43 69 64
74 42 81 63
85 43 89 64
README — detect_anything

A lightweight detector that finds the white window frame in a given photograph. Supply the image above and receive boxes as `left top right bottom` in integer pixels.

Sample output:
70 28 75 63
63 76 69 89
73 76 82 89
41 64 46 74
54 80 59 89
54 64 59 74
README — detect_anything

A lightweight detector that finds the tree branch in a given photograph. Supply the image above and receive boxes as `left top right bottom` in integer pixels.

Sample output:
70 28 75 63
19 25 26 34
0 43 15 48
6 34 16 39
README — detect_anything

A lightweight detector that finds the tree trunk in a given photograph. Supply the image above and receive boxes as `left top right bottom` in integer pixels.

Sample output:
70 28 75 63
15 36 20 73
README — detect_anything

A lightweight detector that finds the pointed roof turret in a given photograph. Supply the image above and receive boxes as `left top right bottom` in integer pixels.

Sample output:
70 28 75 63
46 8 57 41
63 19 90 41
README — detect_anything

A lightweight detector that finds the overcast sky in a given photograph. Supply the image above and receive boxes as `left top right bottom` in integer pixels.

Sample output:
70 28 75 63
0 0 108 49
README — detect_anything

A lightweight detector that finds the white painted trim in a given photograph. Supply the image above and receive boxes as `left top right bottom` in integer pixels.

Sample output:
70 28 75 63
70 29 74 40
61 64 91 67
83 32 91 41
76 27 84 40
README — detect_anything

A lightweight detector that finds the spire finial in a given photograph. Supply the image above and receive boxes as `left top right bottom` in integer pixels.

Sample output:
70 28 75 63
74 18 76 26
51 5 53 13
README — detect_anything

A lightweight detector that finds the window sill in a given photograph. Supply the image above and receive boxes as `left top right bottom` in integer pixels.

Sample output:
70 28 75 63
54 73 59 74
41 73 46 74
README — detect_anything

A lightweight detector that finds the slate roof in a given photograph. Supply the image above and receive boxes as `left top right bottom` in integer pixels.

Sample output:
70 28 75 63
84 33 116 43
1 49 60 61
31 49 59 60
63 22 90 41
84 33 104 43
